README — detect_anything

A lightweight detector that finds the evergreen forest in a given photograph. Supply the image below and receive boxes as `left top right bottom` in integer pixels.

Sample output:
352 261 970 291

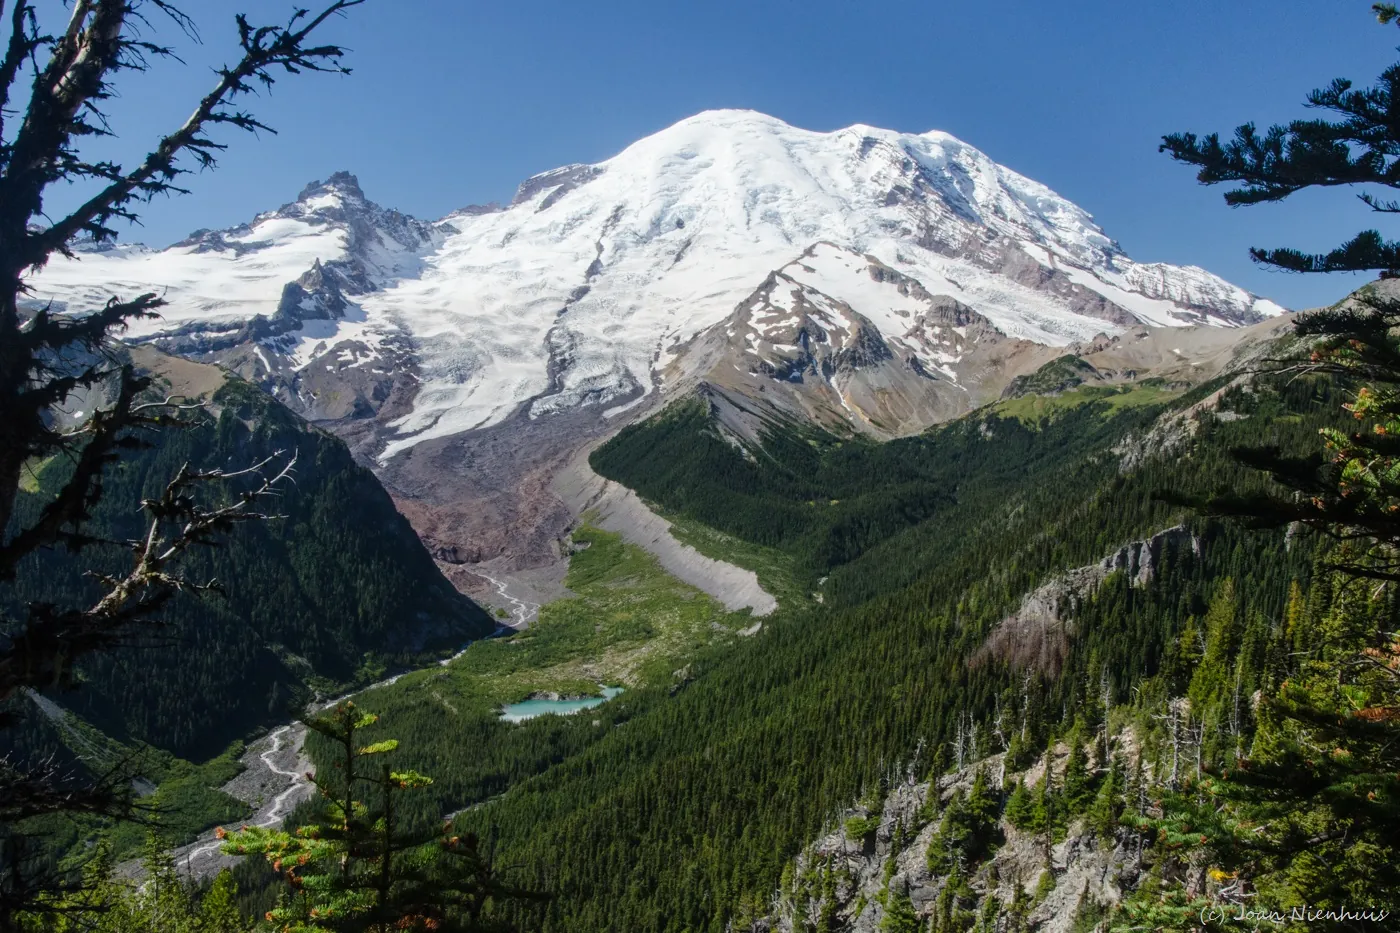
6 2 1400 931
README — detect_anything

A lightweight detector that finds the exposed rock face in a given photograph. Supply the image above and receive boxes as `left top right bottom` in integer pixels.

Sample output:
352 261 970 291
666 243 1293 443
1112 375 1263 472
979 237 1142 329
510 163 604 209
1101 525 1199 586
753 742 1141 933
979 526 1201 676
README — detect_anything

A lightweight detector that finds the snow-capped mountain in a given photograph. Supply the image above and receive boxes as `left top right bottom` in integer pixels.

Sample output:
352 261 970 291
27 109 1285 460
39 172 442 339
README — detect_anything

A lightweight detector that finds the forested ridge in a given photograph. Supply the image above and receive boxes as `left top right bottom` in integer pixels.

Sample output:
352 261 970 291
4 377 493 761
267 366 1349 932
591 377 1322 609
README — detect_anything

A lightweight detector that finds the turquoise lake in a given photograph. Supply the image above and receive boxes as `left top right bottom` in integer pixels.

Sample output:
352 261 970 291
499 686 624 723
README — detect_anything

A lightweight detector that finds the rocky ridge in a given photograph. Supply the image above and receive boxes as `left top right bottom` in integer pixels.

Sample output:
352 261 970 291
978 526 1201 677
752 740 1142 933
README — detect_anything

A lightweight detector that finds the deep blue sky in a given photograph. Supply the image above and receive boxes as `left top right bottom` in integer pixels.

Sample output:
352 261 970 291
47 0 1400 309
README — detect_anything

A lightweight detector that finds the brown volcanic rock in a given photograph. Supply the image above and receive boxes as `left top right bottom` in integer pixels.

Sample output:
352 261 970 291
375 400 643 581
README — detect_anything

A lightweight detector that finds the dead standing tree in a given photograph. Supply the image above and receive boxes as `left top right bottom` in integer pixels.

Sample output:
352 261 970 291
0 0 365 925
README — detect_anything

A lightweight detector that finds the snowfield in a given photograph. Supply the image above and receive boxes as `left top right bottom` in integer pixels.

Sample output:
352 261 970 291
35 218 349 337
26 109 1285 459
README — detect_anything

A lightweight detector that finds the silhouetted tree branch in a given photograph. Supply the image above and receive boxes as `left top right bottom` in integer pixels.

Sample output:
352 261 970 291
0 1 364 925
1161 5 1400 274
1168 293 1400 582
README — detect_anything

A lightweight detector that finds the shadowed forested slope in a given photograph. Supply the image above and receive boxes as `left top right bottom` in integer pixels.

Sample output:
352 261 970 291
5 379 493 760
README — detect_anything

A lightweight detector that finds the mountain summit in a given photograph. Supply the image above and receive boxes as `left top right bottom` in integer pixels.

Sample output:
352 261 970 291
28 109 1284 459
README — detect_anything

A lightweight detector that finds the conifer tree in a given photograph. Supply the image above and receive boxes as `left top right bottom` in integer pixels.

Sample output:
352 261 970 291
1087 754 1124 838
1003 778 1032 829
973 894 999 933
1162 7 1400 274
815 857 840 933
1109 868 1206 933
1005 883 1032 933
1029 773 1053 836
924 790 966 875
196 873 248 933
25 837 251 933
1157 5 1400 918
890 818 909 857
223 702 531 932
926 769 1000 875
1187 581 1237 703
1061 736 1094 817
963 766 1001 858
929 867 975 933
916 783 940 827
879 881 919 933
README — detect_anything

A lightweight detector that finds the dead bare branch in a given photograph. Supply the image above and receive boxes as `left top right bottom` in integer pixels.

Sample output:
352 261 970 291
0 448 296 701
0 2 364 920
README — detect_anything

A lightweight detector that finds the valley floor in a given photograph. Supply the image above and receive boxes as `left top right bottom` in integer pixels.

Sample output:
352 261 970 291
352 521 766 725
113 516 781 880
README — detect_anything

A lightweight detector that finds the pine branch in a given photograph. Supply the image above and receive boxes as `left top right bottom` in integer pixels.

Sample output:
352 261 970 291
0 3 41 142
1249 230 1400 274
1360 191 1400 213
1162 294 1400 580
1161 16 1400 274
0 359 157 578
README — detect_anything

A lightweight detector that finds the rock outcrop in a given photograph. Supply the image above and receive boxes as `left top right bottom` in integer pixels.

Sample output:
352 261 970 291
752 742 1142 933
979 526 1200 675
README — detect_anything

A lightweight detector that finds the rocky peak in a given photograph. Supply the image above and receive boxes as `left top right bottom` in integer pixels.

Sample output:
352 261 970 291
446 202 504 218
510 163 603 209
260 173 445 284
296 170 365 203
726 272 892 383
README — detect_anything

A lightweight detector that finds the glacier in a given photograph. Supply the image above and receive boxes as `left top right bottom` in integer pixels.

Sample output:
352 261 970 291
24 109 1285 460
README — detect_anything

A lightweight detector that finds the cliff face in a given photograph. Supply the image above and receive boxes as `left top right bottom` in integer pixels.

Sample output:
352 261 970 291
978 525 1200 676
